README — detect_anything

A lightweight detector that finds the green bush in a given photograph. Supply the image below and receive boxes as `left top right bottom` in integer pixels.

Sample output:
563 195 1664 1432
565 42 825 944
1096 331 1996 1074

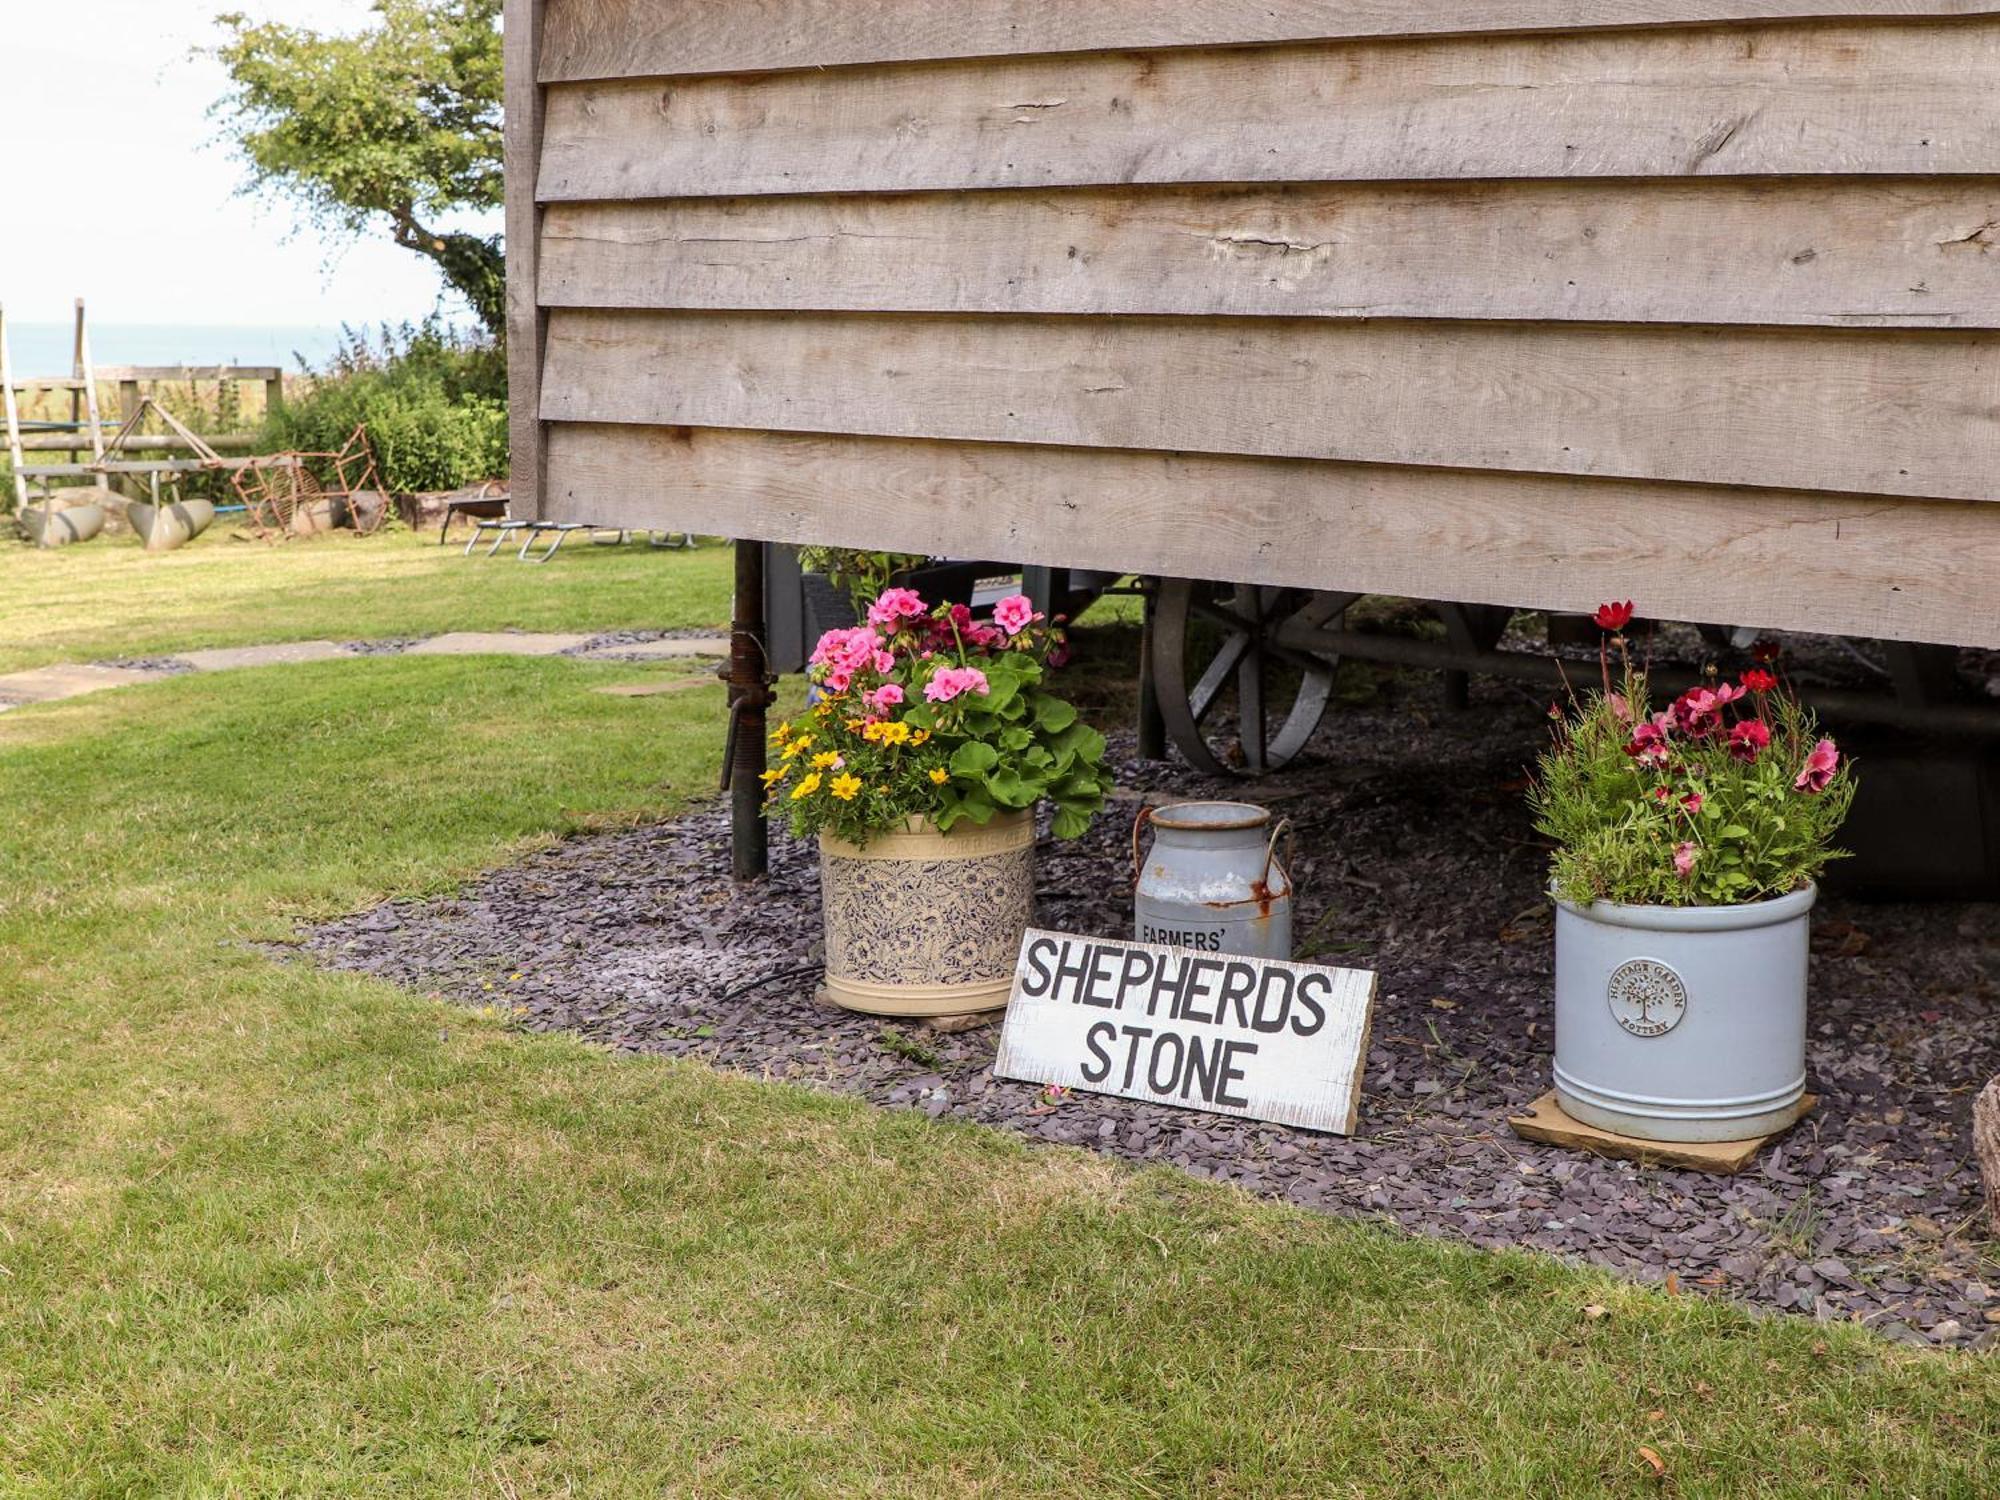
264 322 507 493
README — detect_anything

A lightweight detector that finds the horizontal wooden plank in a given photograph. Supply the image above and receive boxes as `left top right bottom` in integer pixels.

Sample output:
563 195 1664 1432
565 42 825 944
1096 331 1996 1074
540 309 1999 502
539 180 2000 329
542 424 2000 647
540 0 2000 81
538 22 2000 200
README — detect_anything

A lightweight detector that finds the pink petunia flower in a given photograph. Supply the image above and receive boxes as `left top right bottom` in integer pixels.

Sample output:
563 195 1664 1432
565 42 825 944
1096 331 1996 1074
1624 719 1671 766
1795 738 1840 794
1728 719 1771 763
923 665 991 703
866 587 929 628
992 593 1041 637
1670 687 1724 738
1673 842 1699 879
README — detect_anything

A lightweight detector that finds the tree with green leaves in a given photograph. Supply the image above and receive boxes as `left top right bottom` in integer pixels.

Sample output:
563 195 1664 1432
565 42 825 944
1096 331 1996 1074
212 1 505 337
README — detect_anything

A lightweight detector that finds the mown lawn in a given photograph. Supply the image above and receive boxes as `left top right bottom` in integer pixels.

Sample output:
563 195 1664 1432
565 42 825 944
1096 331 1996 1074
0 581 1993 1493
0 525 732 672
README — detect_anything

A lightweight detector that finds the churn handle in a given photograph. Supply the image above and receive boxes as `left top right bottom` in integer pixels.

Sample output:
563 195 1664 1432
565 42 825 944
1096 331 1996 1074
1261 816 1294 891
1130 805 1154 886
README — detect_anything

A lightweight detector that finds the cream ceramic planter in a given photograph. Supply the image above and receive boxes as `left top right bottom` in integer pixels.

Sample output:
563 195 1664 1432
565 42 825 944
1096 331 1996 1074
818 811 1035 1016
1553 883 1815 1143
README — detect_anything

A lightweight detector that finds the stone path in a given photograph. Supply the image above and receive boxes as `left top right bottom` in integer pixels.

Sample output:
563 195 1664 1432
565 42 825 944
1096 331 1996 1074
0 631 728 711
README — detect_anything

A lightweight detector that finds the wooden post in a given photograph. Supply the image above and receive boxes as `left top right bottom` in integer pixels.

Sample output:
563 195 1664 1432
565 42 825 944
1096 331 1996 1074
1137 581 1167 761
264 375 284 421
504 0 548 520
0 304 28 516
726 539 772 881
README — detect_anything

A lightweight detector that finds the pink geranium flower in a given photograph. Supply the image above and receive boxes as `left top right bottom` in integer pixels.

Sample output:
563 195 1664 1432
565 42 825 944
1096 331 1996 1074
866 587 928 628
1795 738 1840 794
924 666 990 703
866 683 904 712
992 593 1041 637
1673 841 1699 879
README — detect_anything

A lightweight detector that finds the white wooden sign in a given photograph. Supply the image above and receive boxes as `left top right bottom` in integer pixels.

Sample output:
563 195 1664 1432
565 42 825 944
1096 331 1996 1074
993 929 1377 1134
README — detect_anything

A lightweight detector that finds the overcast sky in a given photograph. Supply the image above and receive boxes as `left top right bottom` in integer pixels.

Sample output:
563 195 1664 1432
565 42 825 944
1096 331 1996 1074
0 1 499 332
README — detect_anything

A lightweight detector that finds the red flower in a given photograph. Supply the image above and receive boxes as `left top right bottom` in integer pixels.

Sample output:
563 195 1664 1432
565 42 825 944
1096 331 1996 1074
1750 639 1782 664
1742 668 1778 694
1681 791 1705 814
1728 719 1771 763
1593 600 1635 632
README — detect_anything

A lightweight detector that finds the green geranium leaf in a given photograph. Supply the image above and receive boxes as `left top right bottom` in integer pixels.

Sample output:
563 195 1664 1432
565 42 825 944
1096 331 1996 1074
1034 696 1077 733
950 742 999 776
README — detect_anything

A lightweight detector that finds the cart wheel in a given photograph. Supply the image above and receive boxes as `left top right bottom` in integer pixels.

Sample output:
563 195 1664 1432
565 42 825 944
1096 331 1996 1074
1151 579 1352 775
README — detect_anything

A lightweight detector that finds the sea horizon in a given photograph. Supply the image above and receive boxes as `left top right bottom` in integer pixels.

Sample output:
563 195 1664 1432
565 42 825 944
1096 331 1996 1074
2 321 472 378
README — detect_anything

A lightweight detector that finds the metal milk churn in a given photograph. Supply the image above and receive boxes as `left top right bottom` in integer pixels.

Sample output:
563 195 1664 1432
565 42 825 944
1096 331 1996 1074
1132 801 1293 959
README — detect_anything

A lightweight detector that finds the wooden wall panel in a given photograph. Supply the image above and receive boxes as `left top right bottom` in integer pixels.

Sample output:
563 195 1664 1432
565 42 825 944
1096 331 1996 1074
541 0 2000 82
538 23 2000 200
543 424 2000 648
540 181 2000 330
541 309 2000 502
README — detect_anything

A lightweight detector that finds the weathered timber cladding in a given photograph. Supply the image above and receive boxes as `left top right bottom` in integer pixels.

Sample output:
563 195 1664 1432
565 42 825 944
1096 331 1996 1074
509 6 2000 645
539 182 2000 330
543 425 2000 648
542 309 2000 502
540 1 2000 80
538 24 2000 199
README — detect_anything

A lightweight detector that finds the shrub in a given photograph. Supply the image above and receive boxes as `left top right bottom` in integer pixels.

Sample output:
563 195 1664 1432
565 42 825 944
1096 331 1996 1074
264 321 507 493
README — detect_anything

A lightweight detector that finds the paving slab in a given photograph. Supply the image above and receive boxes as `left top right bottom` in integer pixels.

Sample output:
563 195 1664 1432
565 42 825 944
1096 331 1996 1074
0 662 168 705
406 631 594 657
179 640 347 672
580 635 728 661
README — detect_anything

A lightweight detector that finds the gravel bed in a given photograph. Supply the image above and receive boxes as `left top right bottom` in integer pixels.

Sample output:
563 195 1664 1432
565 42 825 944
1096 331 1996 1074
299 663 1999 1348
94 656 195 675
342 638 423 656
560 628 730 657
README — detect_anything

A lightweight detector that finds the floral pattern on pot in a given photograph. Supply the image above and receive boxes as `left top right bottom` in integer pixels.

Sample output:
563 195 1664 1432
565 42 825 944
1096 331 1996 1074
819 815 1035 1004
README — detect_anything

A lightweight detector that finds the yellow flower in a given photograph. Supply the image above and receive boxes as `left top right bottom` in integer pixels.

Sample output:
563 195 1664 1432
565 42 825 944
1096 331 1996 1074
781 733 814 760
863 720 912 747
759 768 784 786
769 720 792 744
790 772 822 800
810 750 841 770
911 728 931 745
928 768 950 785
830 773 863 801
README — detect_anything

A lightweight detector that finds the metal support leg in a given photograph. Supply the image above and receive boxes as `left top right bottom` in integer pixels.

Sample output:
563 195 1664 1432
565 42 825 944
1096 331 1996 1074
722 539 775 881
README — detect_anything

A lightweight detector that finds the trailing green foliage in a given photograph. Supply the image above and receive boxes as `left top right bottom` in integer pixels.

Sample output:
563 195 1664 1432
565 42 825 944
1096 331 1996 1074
1532 666 1855 908
264 322 507 493
795 545 930 614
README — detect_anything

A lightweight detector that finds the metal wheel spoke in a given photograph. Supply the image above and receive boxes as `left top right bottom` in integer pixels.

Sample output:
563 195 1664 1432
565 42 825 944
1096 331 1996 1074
1236 646 1269 772
1188 632 1251 723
